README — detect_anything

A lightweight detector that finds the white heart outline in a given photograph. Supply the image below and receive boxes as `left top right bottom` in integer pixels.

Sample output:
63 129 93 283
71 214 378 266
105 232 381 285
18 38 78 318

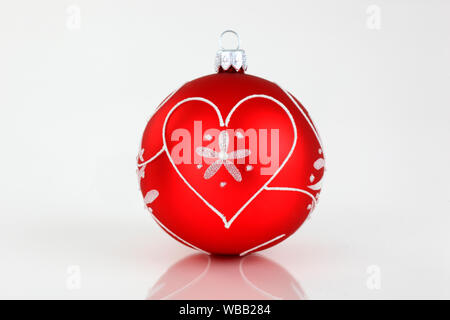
162 94 298 229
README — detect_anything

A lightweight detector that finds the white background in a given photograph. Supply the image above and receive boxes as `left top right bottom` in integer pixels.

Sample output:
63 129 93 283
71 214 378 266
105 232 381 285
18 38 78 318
0 0 449 299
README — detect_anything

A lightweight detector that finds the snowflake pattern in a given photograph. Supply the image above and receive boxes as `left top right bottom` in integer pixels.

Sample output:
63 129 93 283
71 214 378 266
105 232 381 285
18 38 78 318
195 130 250 182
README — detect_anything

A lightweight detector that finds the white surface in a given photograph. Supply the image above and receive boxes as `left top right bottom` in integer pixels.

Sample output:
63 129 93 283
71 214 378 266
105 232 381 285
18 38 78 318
0 0 449 299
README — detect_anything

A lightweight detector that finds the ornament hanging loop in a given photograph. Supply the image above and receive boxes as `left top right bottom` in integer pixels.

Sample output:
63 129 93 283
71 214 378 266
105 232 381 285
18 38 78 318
215 30 247 73
219 30 241 50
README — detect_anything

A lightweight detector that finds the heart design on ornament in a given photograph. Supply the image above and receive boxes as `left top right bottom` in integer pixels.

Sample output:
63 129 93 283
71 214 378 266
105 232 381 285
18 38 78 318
162 95 297 228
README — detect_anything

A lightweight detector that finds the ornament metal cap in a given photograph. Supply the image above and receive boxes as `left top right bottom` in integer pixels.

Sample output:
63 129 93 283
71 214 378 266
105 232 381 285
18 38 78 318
215 30 247 73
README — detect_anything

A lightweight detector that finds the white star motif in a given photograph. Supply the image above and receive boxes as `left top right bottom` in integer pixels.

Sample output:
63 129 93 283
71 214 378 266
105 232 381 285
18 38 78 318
195 130 250 182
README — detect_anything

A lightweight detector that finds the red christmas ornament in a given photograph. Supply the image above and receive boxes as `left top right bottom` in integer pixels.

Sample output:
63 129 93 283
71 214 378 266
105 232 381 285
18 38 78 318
137 30 325 255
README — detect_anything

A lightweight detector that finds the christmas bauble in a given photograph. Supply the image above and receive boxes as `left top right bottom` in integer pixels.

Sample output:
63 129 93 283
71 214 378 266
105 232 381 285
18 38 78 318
137 30 325 255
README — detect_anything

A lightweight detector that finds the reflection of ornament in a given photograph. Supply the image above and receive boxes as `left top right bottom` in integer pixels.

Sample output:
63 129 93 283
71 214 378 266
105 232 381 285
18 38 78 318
147 254 306 300
137 30 325 255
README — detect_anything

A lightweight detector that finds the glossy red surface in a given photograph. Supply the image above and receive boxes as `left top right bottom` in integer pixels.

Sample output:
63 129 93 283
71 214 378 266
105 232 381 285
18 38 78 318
138 72 324 255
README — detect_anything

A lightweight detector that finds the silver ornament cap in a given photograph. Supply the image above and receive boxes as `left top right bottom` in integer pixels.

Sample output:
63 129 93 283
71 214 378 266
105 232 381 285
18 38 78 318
215 30 248 73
